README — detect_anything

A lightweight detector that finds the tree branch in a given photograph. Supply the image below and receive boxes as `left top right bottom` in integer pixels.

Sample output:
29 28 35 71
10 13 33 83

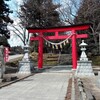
12 30 25 45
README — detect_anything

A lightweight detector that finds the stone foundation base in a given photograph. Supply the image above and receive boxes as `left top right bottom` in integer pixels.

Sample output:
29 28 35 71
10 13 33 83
18 61 33 74
75 60 94 77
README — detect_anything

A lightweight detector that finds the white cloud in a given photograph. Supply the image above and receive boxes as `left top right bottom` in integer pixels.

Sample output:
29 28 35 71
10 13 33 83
8 32 24 47
7 0 24 47
8 18 24 47
8 16 31 47
11 0 23 6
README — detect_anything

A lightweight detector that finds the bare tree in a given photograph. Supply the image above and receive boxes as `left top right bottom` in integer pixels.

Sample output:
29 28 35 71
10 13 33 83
7 1 31 46
74 0 100 54
8 21 30 46
58 0 80 25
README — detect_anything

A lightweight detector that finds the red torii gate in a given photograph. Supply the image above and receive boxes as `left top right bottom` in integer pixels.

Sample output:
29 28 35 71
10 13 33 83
27 24 91 70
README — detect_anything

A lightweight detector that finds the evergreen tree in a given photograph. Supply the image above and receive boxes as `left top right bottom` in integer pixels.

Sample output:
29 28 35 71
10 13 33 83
0 0 13 46
19 0 61 28
18 0 62 52
74 0 100 28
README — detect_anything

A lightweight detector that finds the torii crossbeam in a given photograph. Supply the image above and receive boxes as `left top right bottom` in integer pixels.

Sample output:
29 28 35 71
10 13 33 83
27 24 91 70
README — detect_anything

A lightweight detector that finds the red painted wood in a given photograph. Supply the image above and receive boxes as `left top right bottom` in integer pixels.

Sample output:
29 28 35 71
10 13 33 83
38 32 43 69
76 34 88 38
55 31 58 37
30 34 88 40
28 25 90 33
72 30 77 69
30 37 39 41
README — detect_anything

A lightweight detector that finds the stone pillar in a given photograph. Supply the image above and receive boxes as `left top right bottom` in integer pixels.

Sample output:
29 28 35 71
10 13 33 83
75 40 94 77
0 45 5 79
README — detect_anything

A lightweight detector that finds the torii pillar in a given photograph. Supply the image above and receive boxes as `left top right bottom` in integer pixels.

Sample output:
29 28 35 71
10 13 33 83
38 32 43 69
72 30 77 69
27 23 91 70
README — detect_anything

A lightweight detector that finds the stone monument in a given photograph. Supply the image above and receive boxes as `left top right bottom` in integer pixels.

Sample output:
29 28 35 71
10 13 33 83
97 71 100 88
75 40 94 77
0 45 5 79
18 45 33 75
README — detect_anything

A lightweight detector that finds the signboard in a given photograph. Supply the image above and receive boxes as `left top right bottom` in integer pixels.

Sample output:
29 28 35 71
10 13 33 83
4 47 9 62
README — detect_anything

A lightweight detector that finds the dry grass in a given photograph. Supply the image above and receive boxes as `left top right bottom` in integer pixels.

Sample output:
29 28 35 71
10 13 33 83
30 52 59 66
91 56 100 66
6 53 100 67
6 57 23 67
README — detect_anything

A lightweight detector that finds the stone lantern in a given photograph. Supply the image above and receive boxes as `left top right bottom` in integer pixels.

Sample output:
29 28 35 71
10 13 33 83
79 40 88 61
22 45 30 61
24 45 29 53
75 40 94 77
18 44 34 75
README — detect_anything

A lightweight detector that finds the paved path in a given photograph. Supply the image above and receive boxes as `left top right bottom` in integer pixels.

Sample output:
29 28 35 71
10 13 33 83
9 54 23 61
0 65 72 100
45 65 72 73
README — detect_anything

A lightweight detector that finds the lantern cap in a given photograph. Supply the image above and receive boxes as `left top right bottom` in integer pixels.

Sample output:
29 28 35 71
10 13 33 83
79 40 87 46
